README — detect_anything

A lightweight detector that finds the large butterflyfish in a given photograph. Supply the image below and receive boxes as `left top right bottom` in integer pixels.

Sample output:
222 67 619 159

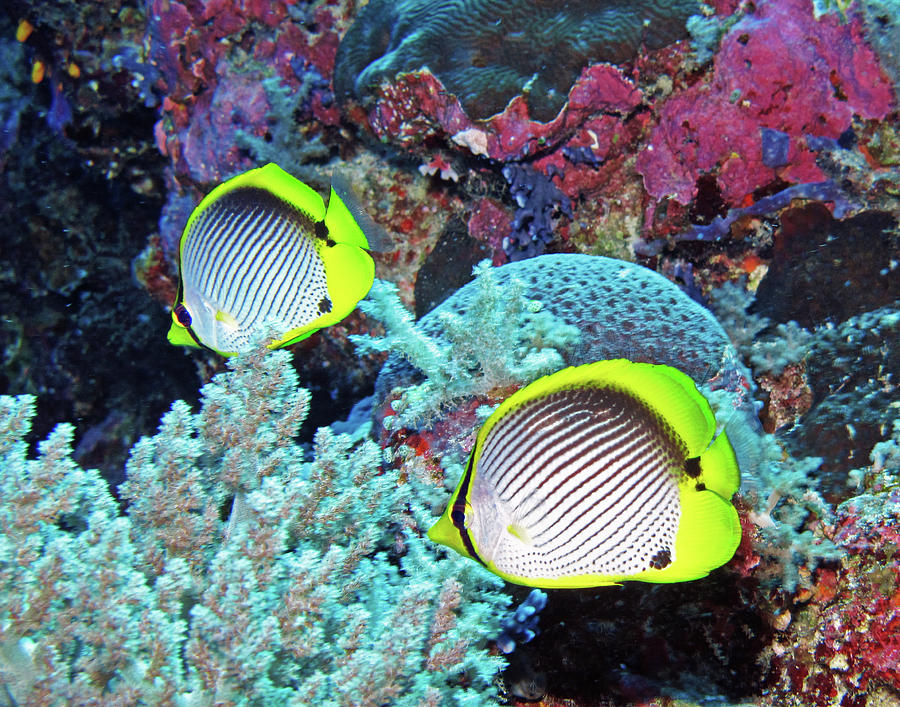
428 359 742 588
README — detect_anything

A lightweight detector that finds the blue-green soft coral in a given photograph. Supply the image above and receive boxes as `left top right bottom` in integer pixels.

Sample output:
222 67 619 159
359 255 744 428
843 418 900 525
352 260 581 427
0 347 507 704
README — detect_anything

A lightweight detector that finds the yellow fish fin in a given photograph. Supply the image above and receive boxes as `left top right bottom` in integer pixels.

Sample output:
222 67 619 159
192 164 323 229
486 563 624 589
477 360 716 457
633 486 741 584
506 523 534 545
696 428 741 500
179 163 326 269
325 172 392 252
587 359 716 457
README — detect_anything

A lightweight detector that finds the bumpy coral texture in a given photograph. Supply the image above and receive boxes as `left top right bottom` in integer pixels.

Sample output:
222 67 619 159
364 255 755 438
334 0 699 121
148 0 343 186
374 254 742 399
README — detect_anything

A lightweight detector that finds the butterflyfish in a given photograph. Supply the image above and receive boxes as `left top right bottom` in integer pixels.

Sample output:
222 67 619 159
167 163 390 356
428 359 742 588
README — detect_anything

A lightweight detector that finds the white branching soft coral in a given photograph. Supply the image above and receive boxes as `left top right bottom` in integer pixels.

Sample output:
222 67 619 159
351 261 580 427
0 346 507 704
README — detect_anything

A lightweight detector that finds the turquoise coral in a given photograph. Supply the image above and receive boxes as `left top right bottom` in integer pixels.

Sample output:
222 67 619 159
370 254 746 411
0 347 507 704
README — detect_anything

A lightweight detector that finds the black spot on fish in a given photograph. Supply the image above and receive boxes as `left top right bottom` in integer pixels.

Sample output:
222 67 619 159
318 296 332 313
315 220 329 240
695 482 706 492
649 548 672 570
684 457 702 478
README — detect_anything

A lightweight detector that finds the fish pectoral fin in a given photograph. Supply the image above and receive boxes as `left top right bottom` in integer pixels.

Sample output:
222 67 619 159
215 310 239 330
506 523 535 546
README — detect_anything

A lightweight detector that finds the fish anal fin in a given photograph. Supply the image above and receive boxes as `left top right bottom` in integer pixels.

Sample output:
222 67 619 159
639 488 740 583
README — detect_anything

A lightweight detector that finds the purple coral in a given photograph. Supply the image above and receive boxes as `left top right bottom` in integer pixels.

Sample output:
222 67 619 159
502 164 573 260
760 128 790 169
635 180 855 256
637 0 894 206
497 589 549 654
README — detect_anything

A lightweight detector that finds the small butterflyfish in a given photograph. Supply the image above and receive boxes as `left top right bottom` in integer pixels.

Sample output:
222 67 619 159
167 163 390 356
428 359 742 588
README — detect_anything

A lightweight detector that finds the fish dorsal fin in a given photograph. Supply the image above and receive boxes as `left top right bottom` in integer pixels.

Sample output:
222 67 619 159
326 171 392 252
592 360 716 457
188 164 325 235
479 359 716 458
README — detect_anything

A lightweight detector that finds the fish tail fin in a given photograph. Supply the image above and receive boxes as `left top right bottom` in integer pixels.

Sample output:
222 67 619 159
326 171 392 252
698 429 741 500
637 428 742 584
656 430 741 581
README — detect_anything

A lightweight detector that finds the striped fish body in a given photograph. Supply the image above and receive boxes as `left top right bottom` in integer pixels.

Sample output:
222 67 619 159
428 359 742 588
168 163 384 356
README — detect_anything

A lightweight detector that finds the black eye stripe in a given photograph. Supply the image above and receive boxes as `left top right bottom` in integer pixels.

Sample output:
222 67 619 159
174 303 192 326
453 453 486 567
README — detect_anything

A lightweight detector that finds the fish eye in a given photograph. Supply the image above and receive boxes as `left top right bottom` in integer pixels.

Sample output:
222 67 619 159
450 503 467 527
174 303 193 327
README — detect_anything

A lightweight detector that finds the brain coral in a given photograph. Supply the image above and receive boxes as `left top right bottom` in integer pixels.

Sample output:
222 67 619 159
334 0 700 122
376 254 747 400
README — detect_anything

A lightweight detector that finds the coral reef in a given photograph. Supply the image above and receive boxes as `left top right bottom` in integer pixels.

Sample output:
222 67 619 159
501 164 573 260
786 304 900 483
0 8 195 486
334 0 698 122
763 499 900 706
0 347 507 703
496 590 548 654
363 254 747 433
637 0 894 206
3 0 900 703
